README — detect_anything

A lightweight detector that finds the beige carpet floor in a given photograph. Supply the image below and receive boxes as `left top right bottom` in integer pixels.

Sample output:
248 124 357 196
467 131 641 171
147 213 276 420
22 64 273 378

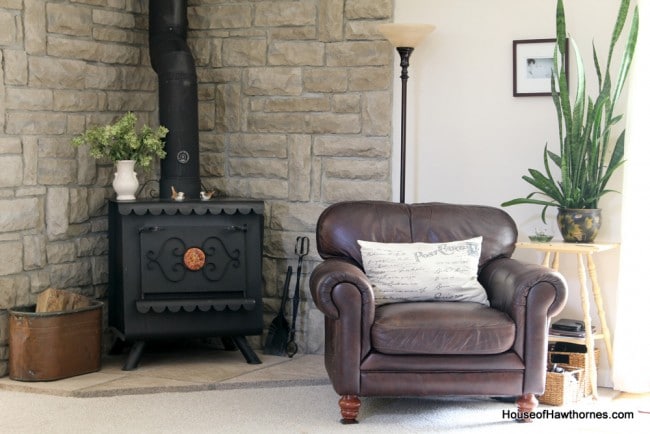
1 384 648 433
1 345 649 433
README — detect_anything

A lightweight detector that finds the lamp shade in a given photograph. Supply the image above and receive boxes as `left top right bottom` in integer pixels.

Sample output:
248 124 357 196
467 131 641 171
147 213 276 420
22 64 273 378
377 23 435 48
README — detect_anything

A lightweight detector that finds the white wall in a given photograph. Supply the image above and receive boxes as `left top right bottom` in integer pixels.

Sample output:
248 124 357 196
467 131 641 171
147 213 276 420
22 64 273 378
393 0 637 387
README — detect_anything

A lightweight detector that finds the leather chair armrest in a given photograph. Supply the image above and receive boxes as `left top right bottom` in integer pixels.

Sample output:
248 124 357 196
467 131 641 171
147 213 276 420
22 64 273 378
309 258 375 320
479 257 567 319
309 258 376 395
479 257 568 393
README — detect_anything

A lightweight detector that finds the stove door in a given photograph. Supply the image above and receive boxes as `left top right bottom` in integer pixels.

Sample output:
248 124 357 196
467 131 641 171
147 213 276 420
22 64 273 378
139 224 247 296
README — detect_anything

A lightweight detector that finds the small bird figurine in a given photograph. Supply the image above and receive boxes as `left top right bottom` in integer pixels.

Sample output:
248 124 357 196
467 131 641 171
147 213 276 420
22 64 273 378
200 191 214 201
171 186 184 201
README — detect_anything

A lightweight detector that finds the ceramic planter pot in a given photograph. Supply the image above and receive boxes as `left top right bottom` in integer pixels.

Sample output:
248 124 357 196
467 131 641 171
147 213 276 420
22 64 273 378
556 208 602 243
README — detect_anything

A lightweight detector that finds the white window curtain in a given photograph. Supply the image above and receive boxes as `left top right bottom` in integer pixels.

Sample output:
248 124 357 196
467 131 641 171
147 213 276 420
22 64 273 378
612 0 650 393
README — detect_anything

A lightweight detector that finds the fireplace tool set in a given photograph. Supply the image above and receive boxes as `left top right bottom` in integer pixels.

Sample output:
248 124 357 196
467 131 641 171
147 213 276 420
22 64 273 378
263 267 292 356
264 236 310 357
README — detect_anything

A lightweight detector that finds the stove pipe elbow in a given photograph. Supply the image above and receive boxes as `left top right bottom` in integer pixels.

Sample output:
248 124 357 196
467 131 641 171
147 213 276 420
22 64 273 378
149 0 201 199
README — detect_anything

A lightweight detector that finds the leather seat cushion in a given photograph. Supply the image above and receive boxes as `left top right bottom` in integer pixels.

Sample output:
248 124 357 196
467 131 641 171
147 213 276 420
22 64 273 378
371 301 515 355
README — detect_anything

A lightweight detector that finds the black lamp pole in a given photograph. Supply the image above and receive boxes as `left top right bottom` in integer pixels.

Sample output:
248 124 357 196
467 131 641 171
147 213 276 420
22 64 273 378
379 23 433 204
397 47 414 204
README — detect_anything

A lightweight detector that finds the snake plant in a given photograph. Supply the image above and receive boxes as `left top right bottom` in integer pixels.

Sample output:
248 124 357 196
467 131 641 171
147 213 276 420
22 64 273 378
502 0 639 223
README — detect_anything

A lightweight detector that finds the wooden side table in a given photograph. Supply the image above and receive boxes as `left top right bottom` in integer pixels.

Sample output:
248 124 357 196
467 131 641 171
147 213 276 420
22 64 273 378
516 241 618 399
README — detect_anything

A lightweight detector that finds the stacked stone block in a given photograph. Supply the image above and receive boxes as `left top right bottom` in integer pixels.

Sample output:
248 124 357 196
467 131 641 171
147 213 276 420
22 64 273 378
188 0 393 353
0 0 395 368
0 0 157 375
0 309 7 376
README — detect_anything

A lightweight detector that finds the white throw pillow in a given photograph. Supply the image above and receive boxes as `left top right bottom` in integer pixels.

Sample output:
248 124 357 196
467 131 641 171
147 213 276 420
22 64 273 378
357 237 489 306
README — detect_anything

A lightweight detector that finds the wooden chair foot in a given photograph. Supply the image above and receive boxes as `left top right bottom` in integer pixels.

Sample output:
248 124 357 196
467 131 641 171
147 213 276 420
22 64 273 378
339 395 360 424
515 393 538 423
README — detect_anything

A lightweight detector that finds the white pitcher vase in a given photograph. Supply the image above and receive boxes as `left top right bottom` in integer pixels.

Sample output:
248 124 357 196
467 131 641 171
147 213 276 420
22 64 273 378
112 160 139 201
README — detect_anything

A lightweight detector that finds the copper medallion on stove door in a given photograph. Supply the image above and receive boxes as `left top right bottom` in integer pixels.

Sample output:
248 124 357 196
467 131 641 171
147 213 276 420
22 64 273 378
183 247 206 271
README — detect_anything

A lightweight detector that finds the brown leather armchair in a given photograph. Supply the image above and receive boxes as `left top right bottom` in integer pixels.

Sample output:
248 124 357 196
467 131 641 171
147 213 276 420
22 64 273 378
309 201 567 423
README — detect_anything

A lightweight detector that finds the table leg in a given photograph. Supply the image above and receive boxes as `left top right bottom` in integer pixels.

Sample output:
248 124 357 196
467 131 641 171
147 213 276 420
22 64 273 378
543 252 551 268
552 252 560 271
577 253 598 399
586 254 614 367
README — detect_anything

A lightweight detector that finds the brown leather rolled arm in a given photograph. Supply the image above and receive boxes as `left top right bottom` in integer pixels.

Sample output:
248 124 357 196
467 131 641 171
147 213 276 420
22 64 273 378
480 257 568 392
479 257 568 319
309 258 376 321
310 258 377 394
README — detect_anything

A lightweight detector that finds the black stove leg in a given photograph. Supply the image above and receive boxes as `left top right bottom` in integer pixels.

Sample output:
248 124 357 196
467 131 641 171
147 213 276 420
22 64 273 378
109 336 127 355
232 336 261 364
122 340 146 371
220 337 238 351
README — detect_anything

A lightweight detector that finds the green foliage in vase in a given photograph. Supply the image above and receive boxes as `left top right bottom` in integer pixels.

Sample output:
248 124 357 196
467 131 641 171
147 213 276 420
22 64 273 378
502 0 638 223
72 112 168 169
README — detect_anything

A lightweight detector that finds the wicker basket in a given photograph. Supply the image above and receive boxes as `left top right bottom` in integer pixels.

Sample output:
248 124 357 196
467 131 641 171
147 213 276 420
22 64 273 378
548 348 600 396
539 364 584 406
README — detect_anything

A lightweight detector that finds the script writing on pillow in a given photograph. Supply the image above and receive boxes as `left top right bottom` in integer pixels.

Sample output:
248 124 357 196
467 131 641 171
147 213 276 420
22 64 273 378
357 238 489 306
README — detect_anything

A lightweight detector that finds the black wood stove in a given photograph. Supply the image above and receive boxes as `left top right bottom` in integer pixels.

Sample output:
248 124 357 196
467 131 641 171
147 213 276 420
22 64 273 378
108 199 264 369
106 1 266 370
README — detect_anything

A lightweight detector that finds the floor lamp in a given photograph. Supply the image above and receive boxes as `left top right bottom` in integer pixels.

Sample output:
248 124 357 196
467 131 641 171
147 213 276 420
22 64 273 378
378 23 434 204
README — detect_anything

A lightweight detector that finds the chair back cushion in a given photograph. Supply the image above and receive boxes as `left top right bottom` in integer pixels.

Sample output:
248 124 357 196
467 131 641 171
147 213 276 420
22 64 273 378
316 201 518 270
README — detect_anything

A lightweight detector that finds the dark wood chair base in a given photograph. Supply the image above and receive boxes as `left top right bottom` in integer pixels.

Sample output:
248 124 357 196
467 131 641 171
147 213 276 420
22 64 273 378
339 395 361 424
515 393 538 423
336 393 539 424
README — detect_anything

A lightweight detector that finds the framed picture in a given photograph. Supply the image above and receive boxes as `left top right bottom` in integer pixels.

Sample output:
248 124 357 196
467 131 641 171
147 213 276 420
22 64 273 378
512 38 568 97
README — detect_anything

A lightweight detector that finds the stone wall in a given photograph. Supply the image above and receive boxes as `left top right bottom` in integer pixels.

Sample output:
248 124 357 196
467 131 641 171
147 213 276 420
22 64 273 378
0 0 158 377
186 0 394 353
0 0 394 374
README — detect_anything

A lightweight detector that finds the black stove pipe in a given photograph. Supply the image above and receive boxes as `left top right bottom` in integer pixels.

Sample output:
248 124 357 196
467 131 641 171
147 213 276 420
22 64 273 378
149 0 201 199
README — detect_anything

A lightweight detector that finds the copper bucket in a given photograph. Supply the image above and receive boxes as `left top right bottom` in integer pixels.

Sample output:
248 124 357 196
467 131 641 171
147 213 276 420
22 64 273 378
9 301 102 381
